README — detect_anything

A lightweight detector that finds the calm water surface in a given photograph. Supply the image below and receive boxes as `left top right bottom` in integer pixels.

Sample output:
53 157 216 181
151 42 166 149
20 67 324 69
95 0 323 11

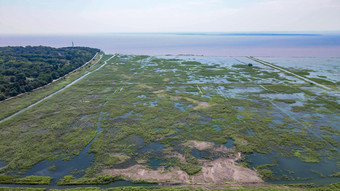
1 33 340 57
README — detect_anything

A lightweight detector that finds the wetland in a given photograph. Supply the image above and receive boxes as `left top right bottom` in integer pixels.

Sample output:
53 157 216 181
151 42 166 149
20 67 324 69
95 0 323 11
0 53 339 190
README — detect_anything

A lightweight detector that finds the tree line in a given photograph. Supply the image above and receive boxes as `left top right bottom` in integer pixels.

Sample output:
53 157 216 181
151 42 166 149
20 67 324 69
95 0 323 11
0 46 100 101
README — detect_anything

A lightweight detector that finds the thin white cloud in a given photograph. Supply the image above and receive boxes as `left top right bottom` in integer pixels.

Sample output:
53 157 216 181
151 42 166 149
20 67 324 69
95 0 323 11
0 0 339 34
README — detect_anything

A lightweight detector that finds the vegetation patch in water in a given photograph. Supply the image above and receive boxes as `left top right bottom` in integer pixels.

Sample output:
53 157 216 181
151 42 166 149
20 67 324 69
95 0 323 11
57 175 123 185
0 175 52 185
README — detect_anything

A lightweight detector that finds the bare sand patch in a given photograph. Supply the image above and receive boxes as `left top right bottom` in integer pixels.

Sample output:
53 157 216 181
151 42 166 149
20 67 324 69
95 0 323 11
102 141 263 184
102 156 262 184
170 96 215 110
110 153 130 160
163 78 170 82
136 159 148 164
103 165 189 184
191 156 262 183
184 140 214 150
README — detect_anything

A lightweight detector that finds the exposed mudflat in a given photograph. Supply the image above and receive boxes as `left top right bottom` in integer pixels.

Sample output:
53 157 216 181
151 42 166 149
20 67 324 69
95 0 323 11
102 141 263 184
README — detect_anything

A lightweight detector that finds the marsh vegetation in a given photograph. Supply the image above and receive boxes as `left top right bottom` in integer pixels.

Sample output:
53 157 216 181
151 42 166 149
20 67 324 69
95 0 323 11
0 54 339 190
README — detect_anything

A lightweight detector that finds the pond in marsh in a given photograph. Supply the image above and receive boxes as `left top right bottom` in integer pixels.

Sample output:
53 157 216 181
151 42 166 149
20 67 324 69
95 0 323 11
0 161 6 168
147 158 167 170
139 142 164 152
224 139 235 149
24 112 104 184
245 152 340 185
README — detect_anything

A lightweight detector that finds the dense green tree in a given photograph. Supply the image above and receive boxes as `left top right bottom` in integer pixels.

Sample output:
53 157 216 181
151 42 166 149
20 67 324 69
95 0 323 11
0 46 100 100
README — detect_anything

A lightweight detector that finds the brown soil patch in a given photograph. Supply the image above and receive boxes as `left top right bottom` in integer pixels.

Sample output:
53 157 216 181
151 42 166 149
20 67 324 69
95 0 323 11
136 159 148 164
153 89 165 94
110 153 130 160
165 151 186 163
103 165 189 183
163 78 170 82
194 102 211 109
191 156 262 183
170 96 215 110
122 74 132 79
102 156 262 184
184 140 214 150
102 141 263 184
138 83 153 90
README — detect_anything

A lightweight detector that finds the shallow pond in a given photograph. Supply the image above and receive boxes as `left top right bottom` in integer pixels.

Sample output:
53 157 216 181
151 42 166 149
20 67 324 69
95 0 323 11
24 112 104 184
139 142 164 152
246 152 340 185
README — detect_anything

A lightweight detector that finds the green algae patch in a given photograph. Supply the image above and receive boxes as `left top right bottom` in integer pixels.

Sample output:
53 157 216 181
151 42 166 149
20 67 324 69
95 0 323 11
294 148 321 163
0 175 52 185
57 175 123 185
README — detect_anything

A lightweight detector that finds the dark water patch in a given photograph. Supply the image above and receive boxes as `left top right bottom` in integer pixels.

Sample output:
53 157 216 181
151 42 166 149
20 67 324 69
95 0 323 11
24 112 104 184
145 99 158 106
175 128 184 133
87 94 102 98
191 148 203 159
191 149 212 160
246 152 340 185
128 135 145 147
233 105 246 111
270 113 285 125
269 156 340 185
80 115 88 120
133 101 140 106
0 161 6 168
103 101 109 106
165 86 173 91
111 111 135 122
213 124 221 131
24 141 95 184
166 134 178 138
224 139 234 148
245 152 273 167
199 113 212 124
174 102 186 111
246 129 255 135
139 142 164 152
147 158 167 170
236 113 243 119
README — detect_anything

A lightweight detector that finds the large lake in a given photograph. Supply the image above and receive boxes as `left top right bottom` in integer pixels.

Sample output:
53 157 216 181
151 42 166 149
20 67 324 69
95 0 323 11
1 33 340 57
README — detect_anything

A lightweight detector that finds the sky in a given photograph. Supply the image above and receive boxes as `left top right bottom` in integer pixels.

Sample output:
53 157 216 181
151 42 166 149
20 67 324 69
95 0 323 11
0 0 340 34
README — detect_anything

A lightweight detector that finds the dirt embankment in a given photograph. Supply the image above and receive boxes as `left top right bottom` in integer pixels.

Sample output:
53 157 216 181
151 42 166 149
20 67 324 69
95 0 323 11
102 140 263 184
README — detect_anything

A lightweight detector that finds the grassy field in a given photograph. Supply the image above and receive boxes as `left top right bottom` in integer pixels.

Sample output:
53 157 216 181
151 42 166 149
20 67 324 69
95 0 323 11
0 54 339 189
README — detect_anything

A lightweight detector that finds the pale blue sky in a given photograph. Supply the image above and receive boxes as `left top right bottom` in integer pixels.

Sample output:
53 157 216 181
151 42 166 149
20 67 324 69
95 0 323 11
0 0 339 34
